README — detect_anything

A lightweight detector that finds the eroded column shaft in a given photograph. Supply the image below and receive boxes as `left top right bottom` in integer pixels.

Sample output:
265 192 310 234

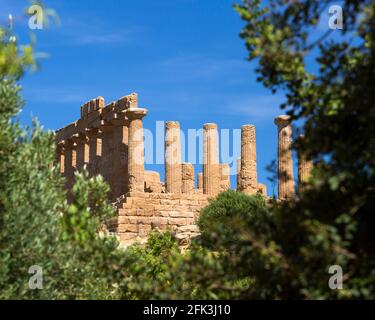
64 140 76 189
182 163 195 194
275 115 295 200
203 123 220 196
112 124 129 198
239 125 258 194
127 108 148 193
100 128 114 187
165 121 182 193
56 143 65 174
76 135 89 170
220 163 230 192
298 147 313 194
87 129 101 177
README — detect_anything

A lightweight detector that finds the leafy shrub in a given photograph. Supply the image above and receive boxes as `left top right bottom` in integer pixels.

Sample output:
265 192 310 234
198 190 271 249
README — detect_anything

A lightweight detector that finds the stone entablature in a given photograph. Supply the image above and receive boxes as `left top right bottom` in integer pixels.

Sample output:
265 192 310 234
55 92 312 245
55 93 138 200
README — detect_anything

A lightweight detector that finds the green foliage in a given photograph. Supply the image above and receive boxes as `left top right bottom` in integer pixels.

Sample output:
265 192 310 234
121 192 274 299
198 190 271 248
116 230 180 299
232 0 375 298
120 0 375 297
0 22 128 299
1 0 375 300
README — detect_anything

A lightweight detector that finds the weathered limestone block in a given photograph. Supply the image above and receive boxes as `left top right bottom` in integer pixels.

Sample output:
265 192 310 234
275 115 295 200
144 170 163 193
115 192 210 246
119 233 138 242
168 217 194 226
182 163 195 194
165 121 182 193
203 123 220 196
220 163 230 192
175 225 200 247
118 223 138 233
80 96 104 118
239 124 258 195
151 217 169 228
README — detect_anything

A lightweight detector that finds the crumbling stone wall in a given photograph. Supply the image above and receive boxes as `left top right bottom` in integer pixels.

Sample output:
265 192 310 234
116 192 209 246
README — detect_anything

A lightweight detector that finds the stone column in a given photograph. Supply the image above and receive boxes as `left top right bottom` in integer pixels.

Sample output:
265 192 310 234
72 143 77 173
112 122 129 198
236 157 241 191
64 140 73 180
126 108 148 193
75 133 89 171
220 163 230 191
298 136 313 194
86 128 101 177
64 139 76 189
275 115 295 200
239 125 258 194
220 163 230 192
100 124 114 188
203 123 220 196
197 172 203 190
56 141 65 174
165 121 182 193
182 163 195 194
144 171 162 193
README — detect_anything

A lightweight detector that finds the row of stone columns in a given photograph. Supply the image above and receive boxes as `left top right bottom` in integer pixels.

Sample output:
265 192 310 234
58 108 312 200
56 121 129 200
163 121 228 196
234 116 312 199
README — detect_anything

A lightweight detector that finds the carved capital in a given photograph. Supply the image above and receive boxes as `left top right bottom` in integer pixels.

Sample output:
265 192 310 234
85 127 99 137
166 121 180 129
126 108 148 120
56 140 66 153
274 115 291 128
71 132 88 143
203 123 218 130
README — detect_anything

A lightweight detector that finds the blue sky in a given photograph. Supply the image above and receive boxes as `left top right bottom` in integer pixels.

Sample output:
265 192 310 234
1 0 339 196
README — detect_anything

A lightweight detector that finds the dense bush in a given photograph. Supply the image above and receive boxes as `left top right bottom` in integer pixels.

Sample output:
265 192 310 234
0 23 129 299
198 190 271 249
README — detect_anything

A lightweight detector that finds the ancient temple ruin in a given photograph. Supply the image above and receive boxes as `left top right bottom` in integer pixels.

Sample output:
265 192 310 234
55 92 312 245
